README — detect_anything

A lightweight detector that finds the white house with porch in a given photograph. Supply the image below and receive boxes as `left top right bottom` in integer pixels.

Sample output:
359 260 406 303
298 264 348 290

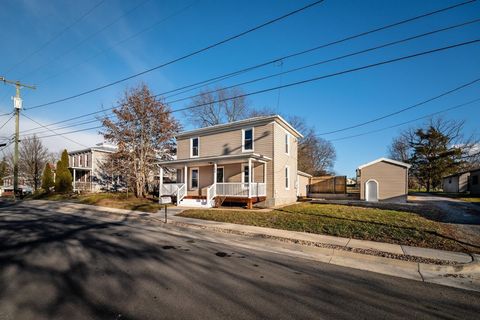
157 115 305 208
68 142 117 192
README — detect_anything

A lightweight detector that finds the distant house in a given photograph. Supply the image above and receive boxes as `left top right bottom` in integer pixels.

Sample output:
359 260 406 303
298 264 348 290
357 158 411 203
68 143 117 192
469 168 480 195
157 115 305 208
442 171 470 193
0 175 33 196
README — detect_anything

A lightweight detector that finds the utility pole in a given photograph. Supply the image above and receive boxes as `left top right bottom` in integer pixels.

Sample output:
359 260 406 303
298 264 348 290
0 76 36 198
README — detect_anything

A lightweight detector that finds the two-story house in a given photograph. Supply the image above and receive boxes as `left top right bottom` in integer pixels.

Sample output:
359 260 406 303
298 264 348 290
157 115 307 208
68 142 117 192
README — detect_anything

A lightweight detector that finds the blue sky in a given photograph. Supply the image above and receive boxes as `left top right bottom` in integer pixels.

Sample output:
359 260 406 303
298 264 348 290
0 0 479 177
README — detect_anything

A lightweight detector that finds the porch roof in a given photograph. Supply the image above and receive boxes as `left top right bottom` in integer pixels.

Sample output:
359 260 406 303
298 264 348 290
157 153 271 167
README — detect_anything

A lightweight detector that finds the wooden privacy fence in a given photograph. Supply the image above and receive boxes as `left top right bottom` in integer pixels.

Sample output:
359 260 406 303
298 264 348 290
309 176 347 194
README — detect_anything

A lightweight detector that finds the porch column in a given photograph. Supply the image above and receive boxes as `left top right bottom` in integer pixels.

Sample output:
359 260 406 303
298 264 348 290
73 169 76 192
248 158 252 198
159 166 164 199
184 165 188 187
263 162 267 184
213 162 217 185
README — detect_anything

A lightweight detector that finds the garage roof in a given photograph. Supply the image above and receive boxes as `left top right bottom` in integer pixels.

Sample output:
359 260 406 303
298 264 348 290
357 157 411 170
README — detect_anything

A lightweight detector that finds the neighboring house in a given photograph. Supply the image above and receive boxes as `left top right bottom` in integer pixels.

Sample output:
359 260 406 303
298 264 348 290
357 158 411 203
470 168 480 195
68 143 117 192
442 171 470 193
0 175 33 196
157 115 304 208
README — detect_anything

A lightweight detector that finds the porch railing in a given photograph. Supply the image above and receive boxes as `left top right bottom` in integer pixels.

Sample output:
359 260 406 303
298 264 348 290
177 184 186 202
161 183 183 196
216 183 266 197
74 182 92 192
206 184 216 206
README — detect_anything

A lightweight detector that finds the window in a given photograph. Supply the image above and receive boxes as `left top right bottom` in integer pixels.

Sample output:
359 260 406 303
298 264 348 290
191 137 199 157
285 166 290 190
216 167 224 183
448 178 452 184
473 175 479 185
243 128 253 151
191 168 199 189
285 133 290 154
243 165 250 183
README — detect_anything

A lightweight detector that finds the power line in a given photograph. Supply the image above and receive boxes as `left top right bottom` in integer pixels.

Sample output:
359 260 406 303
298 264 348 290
30 39 480 140
330 97 480 142
156 0 479 100
17 0 151 81
0 114 15 131
22 13 480 134
22 113 88 148
3 0 106 74
318 77 480 135
24 0 326 110
36 1 198 85
164 18 480 106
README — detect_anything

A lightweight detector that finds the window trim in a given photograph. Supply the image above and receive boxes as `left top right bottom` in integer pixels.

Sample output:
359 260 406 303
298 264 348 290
285 132 290 155
190 137 200 158
242 128 254 152
190 167 199 189
216 166 225 183
285 165 290 190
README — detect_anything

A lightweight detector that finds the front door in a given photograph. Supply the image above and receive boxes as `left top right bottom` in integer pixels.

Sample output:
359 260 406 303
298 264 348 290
366 180 378 202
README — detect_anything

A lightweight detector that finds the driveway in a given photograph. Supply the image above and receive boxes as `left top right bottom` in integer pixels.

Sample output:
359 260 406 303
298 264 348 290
1 201 479 319
409 193 480 246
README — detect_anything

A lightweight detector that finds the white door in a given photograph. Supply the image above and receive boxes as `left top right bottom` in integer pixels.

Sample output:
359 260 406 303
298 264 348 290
366 180 378 202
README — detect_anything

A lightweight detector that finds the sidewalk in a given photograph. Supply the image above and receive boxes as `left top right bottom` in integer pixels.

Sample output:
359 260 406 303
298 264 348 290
167 210 480 292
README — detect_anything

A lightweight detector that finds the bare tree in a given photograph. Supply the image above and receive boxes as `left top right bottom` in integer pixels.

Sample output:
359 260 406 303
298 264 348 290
18 135 49 191
101 83 181 198
184 87 249 127
288 116 336 176
389 117 478 191
388 135 410 162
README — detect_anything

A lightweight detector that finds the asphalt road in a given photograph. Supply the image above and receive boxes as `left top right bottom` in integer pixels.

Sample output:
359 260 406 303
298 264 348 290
1 201 479 320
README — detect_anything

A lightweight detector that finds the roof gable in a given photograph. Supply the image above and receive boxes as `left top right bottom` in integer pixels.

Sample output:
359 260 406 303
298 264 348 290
176 115 303 139
357 157 411 170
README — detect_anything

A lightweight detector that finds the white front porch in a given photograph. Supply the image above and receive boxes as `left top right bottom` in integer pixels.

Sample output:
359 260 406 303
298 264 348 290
158 154 270 208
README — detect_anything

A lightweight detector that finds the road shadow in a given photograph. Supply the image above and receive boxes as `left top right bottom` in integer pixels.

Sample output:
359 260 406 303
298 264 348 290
1 202 479 319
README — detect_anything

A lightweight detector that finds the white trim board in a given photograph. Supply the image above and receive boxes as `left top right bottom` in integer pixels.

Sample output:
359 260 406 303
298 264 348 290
358 157 411 169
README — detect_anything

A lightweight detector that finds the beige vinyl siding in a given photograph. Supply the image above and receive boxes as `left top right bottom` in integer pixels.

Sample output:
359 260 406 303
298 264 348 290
359 161 408 202
176 123 274 159
297 174 310 197
269 122 298 206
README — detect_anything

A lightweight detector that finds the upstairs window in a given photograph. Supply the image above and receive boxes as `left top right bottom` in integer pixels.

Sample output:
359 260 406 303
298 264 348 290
285 133 290 155
285 165 290 190
243 128 253 151
191 137 199 157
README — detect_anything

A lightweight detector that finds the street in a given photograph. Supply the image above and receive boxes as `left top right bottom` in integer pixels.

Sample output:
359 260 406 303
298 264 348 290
1 201 479 320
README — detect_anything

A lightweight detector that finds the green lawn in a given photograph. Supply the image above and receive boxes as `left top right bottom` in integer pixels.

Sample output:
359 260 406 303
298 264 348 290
30 192 163 213
179 203 476 253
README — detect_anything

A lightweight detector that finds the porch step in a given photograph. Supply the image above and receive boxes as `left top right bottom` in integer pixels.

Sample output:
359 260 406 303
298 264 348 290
178 198 213 208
